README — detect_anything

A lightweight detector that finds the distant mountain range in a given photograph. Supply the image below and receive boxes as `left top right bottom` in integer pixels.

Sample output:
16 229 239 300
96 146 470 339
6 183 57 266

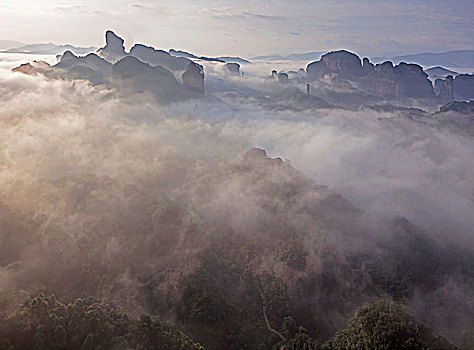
252 51 325 61
169 49 250 64
168 49 223 62
251 49 474 69
0 40 25 50
425 66 459 79
217 56 251 64
2 39 472 70
372 50 474 68
2 43 97 55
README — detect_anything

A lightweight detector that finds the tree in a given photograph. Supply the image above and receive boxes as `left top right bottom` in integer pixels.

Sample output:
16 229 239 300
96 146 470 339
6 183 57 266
329 299 453 350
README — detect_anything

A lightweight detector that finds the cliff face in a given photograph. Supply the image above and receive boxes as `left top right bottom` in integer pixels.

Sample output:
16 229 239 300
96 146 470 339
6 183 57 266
439 100 474 114
112 56 183 102
435 75 455 102
321 50 363 77
362 62 435 99
435 74 474 102
97 30 126 62
13 31 206 102
129 44 191 72
182 62 205 94
453 74 474 101
224 62 240 76
307 51 435 100
307 50 363 80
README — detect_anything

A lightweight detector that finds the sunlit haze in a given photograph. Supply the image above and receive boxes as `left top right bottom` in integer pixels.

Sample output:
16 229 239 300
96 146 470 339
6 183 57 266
1 0 473 57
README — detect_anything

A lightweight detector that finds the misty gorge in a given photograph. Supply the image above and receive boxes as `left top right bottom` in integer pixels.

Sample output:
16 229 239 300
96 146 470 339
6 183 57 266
1 8 474 350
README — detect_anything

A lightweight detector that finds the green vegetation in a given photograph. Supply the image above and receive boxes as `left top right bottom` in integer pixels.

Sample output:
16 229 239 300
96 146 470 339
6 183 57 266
328 299 454 350
1 154 473 350
0 293 203 350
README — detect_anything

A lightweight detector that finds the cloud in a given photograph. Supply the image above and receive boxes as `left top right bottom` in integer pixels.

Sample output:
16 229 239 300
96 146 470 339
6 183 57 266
1 50 474 339
242 11 288 21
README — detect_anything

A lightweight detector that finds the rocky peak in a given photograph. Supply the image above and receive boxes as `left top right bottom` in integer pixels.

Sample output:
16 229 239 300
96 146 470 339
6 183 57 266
307 50 363 81
453 74 474 101
362 57 375 74
105 30 125 54
130 44 191 72
97 30 126 62
362 61 435 99
224 62 240 76
61 50 77 61
182 62 205 94
321 50 363 75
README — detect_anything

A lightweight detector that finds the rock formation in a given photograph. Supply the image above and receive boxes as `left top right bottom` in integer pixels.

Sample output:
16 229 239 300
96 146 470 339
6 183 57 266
307 50 363 81
453 74 474 101
439 100 474 114
362 57 375 74
307 51 436 100
223 62 240 76
97 30 126 62
182 62 205 94
13 31 207 102
277 72 289 85
435 74 474 102
112 56 181 101
435 75 454 101
130 44 191 72
362 62 435 99
52 51 112 84
12 60 51 75
14 51 113 85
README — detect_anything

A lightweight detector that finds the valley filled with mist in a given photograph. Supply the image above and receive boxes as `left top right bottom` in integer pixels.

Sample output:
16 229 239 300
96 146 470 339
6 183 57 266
0 29 474 350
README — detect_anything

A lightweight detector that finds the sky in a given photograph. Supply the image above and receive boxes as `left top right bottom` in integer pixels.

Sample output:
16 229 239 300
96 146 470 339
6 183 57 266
0 0 473 58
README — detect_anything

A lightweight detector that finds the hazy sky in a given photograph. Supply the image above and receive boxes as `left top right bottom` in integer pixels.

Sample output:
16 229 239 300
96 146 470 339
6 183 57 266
1 0 473 57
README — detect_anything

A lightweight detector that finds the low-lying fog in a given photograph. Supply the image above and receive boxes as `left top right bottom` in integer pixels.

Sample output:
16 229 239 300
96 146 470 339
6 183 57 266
1 52 473 243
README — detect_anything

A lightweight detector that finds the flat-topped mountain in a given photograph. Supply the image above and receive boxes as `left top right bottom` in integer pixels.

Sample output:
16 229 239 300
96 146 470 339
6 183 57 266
305 50 474 102
307 50 435 99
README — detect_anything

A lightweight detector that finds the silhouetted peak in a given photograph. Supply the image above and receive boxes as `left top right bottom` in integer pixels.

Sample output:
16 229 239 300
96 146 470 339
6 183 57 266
307 49 363 80
105 30 125 54
61 50 77 61
182 62 204 93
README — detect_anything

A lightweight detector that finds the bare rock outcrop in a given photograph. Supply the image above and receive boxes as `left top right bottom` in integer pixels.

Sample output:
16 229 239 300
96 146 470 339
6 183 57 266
307 50 363 81
12 60 51 75
130 44 191 72
435 75 454 101
435 74 474 102
453 74 474 101
97 30 126 62
223 62 240 76
112 56 181 101
362 57 375 74
182 62 205 94
13 31 206 102
361 62 435 99
307 51 435 99
439 100 474 114
52 51 112 84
